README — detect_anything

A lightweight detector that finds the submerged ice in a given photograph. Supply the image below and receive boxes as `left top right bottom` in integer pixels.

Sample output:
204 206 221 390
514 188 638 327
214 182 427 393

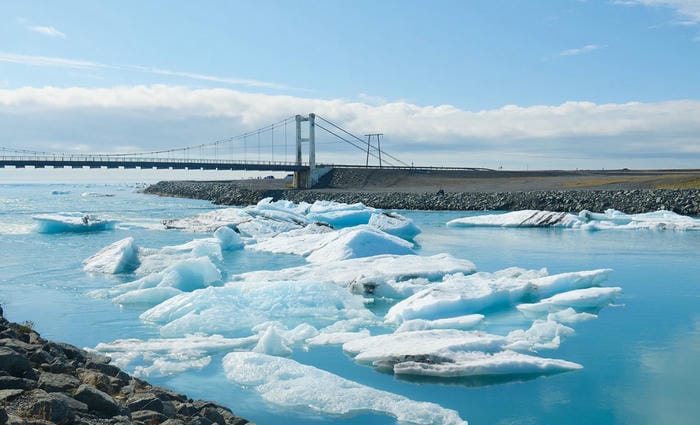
33 212 117 233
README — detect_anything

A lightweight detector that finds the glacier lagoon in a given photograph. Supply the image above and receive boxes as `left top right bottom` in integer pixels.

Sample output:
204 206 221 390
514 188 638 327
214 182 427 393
1 183 699 425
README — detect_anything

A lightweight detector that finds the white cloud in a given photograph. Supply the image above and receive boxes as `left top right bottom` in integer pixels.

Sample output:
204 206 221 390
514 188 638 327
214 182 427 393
1 85 699 169
0 53 292 90
28 25 66 38
560 44 602 56
619 0 700 23
0 53 105 69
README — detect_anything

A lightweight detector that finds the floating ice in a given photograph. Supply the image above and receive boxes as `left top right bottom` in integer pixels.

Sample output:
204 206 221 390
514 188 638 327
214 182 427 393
83 237 140 274
93 333 257 377
249 225 415 263
385 268 611 324
306 329 371 346
392 350 582 378
232 253 476 298
447 209 700 230
252 326 293 356
33 212 117 233
368 212 422 240
343 327 581 379
517 287 622 315
161 199 423 241
140 280 376 337
222 352 468 425
395 314 485 333
91 256 222 306
214 226 244 250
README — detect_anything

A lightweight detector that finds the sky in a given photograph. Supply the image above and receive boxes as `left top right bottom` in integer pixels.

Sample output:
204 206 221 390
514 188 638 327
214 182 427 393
1 0 699 180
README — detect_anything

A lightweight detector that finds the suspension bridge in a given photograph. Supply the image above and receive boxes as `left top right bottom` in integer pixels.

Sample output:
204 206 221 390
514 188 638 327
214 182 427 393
1 113 488 188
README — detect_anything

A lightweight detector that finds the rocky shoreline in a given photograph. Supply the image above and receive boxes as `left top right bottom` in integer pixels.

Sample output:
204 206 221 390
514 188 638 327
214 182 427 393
0 306 250 425
144 180 700 216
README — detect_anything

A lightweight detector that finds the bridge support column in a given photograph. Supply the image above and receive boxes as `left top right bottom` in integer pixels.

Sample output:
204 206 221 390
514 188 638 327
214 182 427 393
292 113 318 189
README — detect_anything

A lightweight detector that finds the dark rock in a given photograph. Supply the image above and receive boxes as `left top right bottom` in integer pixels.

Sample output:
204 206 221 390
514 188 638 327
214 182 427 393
127 392 164 413
24 390 74 424
73 384 122 417
0 407 7 424
131 409 168 423
0 347 36 379
77 368 114 394
49 391 88 412
0 376 36 390
38 372 81 393
161 419 186 425
187 417 215 425
0 389 24 402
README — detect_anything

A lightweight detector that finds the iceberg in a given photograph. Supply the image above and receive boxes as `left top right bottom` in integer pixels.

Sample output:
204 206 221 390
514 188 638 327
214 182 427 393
385 268 612 324
83 237 140 274
392 350 582 378
93 333 257 377
249 225 415 263
368 212 422 240
447 209 700 231
232 253 477 298
33 212 117 233
343 327 581 379
517 287 623 315
222 352 468 425
396 314 485 333
139 280 376 337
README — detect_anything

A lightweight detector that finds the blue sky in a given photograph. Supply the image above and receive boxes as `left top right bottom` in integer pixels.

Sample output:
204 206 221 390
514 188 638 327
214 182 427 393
1 0 699 175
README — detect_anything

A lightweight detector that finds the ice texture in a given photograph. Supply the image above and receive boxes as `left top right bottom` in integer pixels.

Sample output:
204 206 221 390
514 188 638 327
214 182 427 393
214 226 244 250
392 350 582 378
83 237 140 274
222 352 468 425
395 315 485 333
385 268 611 324
90 256 222 306
368 212 422 240
140 280 376 337
249 225 415 263
93 333 257 377
162 199 422 240
517 287 622 315
232 253 476 298
448 209 700 230
33 212 117 233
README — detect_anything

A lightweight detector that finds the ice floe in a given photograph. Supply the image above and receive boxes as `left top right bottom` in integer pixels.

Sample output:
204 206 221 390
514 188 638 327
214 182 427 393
231 253 476 298
222 352 468 425
447 209 700 230
33 212 117 233
139 280 376 337
162 198 421 241
93 333 257 377
517 287 622 315
385 268 611 324
343 326 581 379
83 237 140 274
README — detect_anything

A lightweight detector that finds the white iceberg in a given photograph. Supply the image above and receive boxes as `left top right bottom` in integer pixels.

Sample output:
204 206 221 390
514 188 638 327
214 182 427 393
369 211 422 240
33 212 117 233
93 333 257 377
249 225 415 263
447 209 700 231
232 253 476 298
517 287 623 315
385 268 610 324
396 314 485 333
83 237 140 274
392 350 582 378
222 352 468 425
140 280 376 337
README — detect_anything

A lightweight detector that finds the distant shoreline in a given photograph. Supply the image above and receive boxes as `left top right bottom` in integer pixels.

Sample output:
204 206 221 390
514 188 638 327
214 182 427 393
144 168 700 215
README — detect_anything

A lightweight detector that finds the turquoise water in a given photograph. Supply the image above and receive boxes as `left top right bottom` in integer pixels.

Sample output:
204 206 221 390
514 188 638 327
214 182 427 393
1 183 699 425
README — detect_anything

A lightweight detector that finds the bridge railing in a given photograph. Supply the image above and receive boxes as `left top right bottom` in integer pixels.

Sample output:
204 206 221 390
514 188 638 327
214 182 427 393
0 154 306 167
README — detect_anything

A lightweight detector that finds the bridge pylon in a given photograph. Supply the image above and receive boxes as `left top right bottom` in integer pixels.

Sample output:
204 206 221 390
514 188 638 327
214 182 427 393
293 113 319 189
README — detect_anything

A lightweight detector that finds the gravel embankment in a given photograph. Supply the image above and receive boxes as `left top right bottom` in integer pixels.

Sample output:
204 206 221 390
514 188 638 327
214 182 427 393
0 306 250 425
144 180 700 215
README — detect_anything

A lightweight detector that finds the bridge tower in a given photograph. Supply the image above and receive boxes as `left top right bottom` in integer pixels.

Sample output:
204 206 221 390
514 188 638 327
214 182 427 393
293 113 319 188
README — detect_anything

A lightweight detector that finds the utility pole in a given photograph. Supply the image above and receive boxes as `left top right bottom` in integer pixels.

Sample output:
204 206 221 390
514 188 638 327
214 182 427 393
365 133 383 168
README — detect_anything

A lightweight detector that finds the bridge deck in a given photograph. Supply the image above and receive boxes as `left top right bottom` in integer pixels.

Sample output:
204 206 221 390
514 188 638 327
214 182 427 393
0 158 309 172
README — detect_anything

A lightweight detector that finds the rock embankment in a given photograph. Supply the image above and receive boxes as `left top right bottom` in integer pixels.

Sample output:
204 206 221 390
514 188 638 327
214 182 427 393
0 306 250 425
144 181 700 215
